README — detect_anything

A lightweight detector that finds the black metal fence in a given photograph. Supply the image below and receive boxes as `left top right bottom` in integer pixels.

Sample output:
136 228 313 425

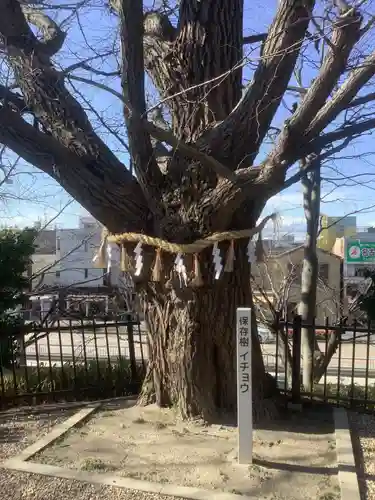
1 313 375 413
0 316 147 409
266 315 375 412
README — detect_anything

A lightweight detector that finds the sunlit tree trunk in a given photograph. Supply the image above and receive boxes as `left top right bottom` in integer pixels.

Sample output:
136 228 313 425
299 159 321 391
138 243 278 420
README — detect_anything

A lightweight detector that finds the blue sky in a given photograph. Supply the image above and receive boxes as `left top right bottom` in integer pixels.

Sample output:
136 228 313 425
1 0 375 240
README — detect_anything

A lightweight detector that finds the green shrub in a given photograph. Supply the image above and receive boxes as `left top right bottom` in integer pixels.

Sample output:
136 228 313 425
309 381 375 410
0 228 36 369
1 357 145 406
0 331 20 368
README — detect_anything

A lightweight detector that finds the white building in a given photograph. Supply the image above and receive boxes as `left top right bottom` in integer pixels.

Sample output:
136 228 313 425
29 216 129 294
31 253 59 289
30 217 108 291
31 229 59 289
54 217 104 288
26 217 136 320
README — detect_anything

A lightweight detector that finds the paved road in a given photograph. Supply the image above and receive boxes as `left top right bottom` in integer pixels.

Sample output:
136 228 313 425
262 342 375 372
25 323 147 365
24 323 375 386
262 342 375 388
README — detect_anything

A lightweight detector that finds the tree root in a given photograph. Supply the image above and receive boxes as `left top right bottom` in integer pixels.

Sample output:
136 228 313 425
137 366 156 406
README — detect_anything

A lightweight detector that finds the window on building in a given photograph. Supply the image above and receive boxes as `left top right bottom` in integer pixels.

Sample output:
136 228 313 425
355 266 374 278
84 268 88 279
55 271 60 278
346 265 355 277
319 263 329 282
56 237 60 251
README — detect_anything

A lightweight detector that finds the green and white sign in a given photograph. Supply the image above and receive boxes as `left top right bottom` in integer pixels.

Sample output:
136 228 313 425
346 242 375 262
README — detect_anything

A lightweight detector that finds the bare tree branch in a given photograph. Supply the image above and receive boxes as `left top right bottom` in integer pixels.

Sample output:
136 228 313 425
20 4 66 56
144 2 244 142
346 91 375 108
315 117 375 149
243 33 267 44
119 0 164 217
0 0 149 233
205 0 315 166
143 120 238 182
265 6 362 171
0 106 149 232
307 50 375 136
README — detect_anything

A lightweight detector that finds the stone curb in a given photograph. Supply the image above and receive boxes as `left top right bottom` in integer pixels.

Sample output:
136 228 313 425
1 459 255 500
334 408 361 500
14 404 100 461
1 404 255 500
0 395 137 416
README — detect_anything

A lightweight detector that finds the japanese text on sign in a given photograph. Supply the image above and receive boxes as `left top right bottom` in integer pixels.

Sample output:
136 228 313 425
236 307 253 465
237 314 251 393
346 242 375 263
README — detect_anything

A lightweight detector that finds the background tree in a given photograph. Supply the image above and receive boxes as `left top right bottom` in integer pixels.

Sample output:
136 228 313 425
299 157 322 390
251 245 342 386
1 0 375 419
251 263 294 384
0 228 35 367
352 270 375 321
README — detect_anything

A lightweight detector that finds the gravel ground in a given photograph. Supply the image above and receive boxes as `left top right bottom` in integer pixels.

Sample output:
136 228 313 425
0 404 73 461
34 403 339 499
349 412 375 500
0 472 188 500
0 403 186 500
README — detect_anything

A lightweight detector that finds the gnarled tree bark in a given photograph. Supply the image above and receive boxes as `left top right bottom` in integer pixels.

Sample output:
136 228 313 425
138 242 279 420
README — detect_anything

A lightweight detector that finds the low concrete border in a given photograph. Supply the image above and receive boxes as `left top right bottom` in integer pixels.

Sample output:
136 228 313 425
1 459 253 500
334 408 361 500
15 404 100 461
0 395 137 417
1 404 254 500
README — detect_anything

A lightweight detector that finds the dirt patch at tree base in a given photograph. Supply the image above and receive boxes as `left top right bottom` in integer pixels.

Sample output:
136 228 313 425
34 402 340 499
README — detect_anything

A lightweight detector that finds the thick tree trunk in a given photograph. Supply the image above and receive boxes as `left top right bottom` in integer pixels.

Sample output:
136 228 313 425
137 243 279 421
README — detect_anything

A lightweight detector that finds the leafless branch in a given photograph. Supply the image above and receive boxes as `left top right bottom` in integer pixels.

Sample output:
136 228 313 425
242 33 267 44
20 4 66 56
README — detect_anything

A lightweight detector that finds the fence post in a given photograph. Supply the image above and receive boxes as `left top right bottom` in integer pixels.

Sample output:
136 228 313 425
127 322 137 381
291 315 302 404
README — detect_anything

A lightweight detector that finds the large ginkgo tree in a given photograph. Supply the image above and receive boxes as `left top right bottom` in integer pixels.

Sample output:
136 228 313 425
0 0 375 419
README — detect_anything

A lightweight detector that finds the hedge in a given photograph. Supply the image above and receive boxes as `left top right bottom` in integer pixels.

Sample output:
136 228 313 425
0 357 145 407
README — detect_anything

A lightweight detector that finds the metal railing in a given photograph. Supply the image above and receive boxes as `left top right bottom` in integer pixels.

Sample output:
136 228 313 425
265 316 375 411
0 316 147 409
1 313 375 413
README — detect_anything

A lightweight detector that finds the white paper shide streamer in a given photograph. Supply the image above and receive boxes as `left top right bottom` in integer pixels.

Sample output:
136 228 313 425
107 242 123 285
212 242 223 280
247 238 256 264
175 253 187 287
134 242 143 276
106 242 113 272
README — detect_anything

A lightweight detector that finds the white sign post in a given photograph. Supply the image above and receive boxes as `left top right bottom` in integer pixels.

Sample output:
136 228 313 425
236 307 253 465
